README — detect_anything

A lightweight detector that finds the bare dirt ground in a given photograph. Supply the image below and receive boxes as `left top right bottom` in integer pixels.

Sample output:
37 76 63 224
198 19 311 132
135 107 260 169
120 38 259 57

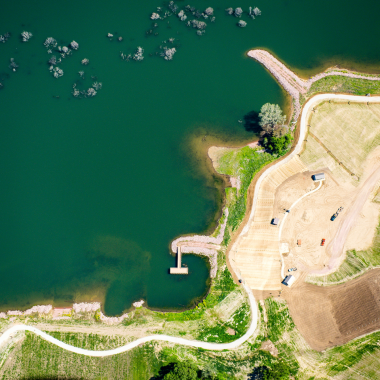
230 156 308 291
275 101 380 351
282 268 380 351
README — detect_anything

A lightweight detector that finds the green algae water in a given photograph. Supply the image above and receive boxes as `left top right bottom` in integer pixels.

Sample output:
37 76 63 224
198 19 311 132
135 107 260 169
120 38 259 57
1 0 380 316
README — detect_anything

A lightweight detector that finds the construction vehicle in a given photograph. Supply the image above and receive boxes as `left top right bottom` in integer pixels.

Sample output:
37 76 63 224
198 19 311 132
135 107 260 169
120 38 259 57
297 239 301 246
331 207 344 221
321 238 326 246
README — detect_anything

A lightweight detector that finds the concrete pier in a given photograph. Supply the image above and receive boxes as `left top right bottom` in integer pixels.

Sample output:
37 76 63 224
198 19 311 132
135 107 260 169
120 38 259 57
170 246 188 274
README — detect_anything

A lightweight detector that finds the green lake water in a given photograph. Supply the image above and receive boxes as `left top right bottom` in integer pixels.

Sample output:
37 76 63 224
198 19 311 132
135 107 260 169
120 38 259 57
1 0 380 315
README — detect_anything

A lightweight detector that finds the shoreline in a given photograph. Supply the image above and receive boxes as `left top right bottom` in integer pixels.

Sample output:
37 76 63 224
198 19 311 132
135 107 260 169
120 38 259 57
169 140 262 278
247 49 380 127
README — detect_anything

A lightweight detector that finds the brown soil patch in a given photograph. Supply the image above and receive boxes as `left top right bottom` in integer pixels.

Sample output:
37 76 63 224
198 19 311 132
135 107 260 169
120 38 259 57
226 327 236 335
260 340 278 357
283 268 380 351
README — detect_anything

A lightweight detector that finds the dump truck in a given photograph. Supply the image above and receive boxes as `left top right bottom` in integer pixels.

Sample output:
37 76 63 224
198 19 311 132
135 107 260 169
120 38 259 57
321 238 326 246
297 239 301 246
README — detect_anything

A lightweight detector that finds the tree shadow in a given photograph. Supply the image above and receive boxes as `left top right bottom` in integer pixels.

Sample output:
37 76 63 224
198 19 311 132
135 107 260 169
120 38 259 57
243 110 261 135
247 366 268 380
150 362 176 380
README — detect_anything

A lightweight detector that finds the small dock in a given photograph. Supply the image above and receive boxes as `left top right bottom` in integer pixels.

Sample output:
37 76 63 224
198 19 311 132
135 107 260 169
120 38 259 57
170 246 188 274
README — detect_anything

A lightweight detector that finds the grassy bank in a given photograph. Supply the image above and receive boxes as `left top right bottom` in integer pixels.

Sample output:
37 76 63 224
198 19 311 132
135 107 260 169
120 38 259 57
5 293 380 379
308 75 380 96
214 146 274 244
0 298 298 380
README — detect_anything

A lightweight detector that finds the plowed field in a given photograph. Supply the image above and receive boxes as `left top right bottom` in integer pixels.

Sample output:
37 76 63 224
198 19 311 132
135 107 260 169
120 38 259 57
283 268 380 351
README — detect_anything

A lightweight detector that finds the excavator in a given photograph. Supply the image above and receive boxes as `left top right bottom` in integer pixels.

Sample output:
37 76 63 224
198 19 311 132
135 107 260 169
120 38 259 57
331 206 344 221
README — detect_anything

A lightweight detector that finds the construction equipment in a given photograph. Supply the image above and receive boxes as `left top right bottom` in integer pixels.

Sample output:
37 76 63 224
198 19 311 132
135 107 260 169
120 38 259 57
331 206 344 221
321 238 326 246
297 239 301 246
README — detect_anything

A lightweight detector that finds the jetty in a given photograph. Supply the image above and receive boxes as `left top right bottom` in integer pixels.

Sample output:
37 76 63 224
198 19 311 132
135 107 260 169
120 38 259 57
170 246 188 274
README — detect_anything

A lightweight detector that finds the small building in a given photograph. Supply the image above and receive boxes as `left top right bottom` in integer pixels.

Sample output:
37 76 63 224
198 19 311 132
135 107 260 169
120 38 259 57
312 173 325 181
282 275 296 287
272 217 280 225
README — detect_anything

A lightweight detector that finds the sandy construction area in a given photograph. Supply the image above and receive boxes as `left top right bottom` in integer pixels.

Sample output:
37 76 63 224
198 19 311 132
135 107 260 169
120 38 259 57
230 98 380 295
297 102 380 277
230 156 308 291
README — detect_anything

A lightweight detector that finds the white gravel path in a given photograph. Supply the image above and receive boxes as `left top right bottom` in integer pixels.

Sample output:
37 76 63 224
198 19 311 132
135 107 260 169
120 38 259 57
0 283 257 357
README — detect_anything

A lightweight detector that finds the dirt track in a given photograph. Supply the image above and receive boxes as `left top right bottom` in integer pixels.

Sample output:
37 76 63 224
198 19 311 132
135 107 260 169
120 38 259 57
310 164 380 275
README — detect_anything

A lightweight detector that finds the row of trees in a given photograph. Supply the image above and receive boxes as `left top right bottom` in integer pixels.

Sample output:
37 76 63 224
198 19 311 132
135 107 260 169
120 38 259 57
258 103 292 155
157 361 291 380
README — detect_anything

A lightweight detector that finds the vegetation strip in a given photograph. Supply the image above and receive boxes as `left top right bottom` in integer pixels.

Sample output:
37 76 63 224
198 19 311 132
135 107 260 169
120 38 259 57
0 283 257 357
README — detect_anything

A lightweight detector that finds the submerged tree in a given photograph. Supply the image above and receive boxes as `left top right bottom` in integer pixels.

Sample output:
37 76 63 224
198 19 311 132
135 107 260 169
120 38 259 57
50 66 64 78
0 32 11 43
234 7 243 17
177 10 187 21
253 7 261 16
9 58 18 71
70 40 79 50
44 37 57 49
133 47 144 61
204 7 214 16
48 55 58 65
21 31 32 42
161 47 176 60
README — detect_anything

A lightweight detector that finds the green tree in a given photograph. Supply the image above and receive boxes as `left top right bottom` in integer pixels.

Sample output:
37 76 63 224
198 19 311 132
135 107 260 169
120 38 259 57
265 134 292 155
259 103 286 130
251 362 291 380
163 362 199 380
270 361 291 379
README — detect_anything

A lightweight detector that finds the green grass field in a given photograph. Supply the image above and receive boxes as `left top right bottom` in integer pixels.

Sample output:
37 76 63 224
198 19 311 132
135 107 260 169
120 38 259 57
308 76 380 97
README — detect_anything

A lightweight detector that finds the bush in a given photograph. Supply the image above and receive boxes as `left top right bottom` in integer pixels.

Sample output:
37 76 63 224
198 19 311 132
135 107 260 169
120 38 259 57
163 362 200 380
263 134 292 155
250 361 291 379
